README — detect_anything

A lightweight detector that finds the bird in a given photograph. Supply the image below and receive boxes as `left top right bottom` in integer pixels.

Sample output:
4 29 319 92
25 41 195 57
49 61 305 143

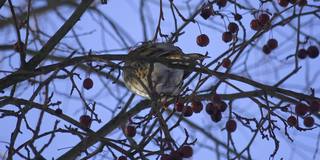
122 42 207 99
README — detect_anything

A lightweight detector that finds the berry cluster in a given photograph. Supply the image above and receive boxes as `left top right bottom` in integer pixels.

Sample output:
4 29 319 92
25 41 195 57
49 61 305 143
278 0 307 7
287 101 319 128
262 38 278 55
297 45 319 59
175 100 203 117
250 13 270 31
220 22 239 44
205 95 227 123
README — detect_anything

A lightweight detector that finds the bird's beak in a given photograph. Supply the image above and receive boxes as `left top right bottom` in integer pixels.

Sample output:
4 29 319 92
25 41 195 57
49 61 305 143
186 53 210 60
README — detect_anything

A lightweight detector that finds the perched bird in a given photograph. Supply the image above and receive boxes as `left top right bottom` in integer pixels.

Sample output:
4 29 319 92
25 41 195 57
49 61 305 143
123 42 207 99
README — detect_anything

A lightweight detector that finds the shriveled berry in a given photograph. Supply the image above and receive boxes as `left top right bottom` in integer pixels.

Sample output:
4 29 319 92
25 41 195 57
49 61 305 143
222 58 231 68
234 13 242 21
170 151 182 160
178 146 193 158
228 22 239 33
83 78 93 90
295 103 309 116
287 116 297 127
303 116 314 127
217 0 227 7
278 0 289 7
183 106 193 117
250 19 261 31
191 100 203 113
211 111 222 122
297 49 308 59
125 125 136 137
175 101 184 112
263 45 271 55
267 38 278 50
55 108 62 115
310 101 320 113
258 13 270 26
222 32 233 43
196 34 210 47
79 115 92 128
307 46 319 58
200 6 213 20
118 156 127 160
226 119 237 133
298 0 307 6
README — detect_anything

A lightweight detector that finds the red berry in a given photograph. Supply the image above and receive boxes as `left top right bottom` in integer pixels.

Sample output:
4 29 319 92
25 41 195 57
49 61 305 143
178 146 193 158
262 45 271 55
125 125 136 137
213 94 222 101
200 6 213 20
191 100 203 113
183 106 193 117
217 0 227 7
287 116 297 127
55 108 62 115
267 39 278 50
222 58 231 68
160 155 173 160
226 119 237 133
170 151 182 160
196 34 210 47
258 13 270 26
298 0 307 6
222 32 233 43
295 103 309 116
175 101 184 112
207 101 227 113
79 115 92 128
211 111 222 122
303 116 314 127
307 45 319 58
83 78 93 90
310 101 320 113
234 13 242 21
217 101 228 112
118 156 127 160
250 19 261 31
206 103 218 115
228 22 239 33
278 0 289 7
297 49 308 59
